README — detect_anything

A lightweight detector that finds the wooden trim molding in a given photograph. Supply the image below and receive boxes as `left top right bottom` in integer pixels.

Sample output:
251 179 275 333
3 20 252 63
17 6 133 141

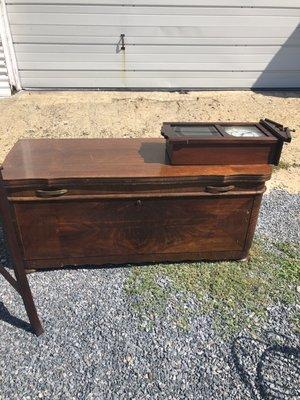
0 0 21 92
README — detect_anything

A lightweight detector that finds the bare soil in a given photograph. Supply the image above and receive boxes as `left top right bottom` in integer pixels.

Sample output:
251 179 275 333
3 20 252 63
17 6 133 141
0 90 299 192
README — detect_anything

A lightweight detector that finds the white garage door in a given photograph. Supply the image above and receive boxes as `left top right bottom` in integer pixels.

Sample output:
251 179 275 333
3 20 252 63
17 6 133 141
6 0 300 89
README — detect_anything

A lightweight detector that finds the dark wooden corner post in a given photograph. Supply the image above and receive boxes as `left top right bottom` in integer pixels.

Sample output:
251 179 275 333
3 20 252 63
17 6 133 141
0 165 44 336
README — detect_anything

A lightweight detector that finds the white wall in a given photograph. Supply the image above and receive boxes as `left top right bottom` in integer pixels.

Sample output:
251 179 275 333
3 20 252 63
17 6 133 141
0 37 11 97
6 0 300 89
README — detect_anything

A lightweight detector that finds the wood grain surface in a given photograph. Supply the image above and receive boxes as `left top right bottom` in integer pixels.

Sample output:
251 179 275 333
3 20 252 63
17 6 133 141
15 195 253 263
2 139 272 187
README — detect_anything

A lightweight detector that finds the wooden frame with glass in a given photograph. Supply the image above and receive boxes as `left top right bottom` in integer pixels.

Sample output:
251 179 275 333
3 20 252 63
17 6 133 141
161 119 292 166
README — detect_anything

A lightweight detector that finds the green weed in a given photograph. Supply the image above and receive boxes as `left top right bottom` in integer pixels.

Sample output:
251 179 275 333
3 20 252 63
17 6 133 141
125 240 300 337
274 161 300 170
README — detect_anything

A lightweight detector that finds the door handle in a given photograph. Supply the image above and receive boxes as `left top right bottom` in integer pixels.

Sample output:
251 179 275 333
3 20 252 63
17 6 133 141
120 34 125 51
205 185 235 193
36 189 68 198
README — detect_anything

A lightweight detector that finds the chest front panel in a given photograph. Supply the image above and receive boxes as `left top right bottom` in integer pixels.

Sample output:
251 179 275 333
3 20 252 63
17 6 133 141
13 195 253 262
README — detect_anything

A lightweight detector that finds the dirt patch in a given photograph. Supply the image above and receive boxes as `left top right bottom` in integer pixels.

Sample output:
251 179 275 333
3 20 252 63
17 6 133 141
0 90 299 192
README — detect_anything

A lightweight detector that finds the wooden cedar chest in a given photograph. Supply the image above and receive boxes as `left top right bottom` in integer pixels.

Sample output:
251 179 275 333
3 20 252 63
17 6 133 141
0 138 272 335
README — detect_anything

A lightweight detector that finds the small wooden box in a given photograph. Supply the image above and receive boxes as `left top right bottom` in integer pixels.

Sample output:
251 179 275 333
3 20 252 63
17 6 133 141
161 119 292 166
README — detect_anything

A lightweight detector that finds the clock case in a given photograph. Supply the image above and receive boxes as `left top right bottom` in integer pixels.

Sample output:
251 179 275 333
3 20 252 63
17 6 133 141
161 118 292 165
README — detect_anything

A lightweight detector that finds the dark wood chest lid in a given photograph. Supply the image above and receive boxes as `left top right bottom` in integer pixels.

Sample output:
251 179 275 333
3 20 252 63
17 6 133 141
1 138 272 187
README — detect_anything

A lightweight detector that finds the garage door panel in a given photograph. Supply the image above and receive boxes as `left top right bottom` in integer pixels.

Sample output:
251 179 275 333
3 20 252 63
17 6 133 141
18 61 300 71
16 50 300 66
6 0 300 7
9 13 300 27
20 69 300 79
7 5 300 17
19 70 300 87
20 74 300 89
14 44 289 54
10 24 300 41
8 1 300 89
13 36 300 48
12 35 300 47
11 24 299 38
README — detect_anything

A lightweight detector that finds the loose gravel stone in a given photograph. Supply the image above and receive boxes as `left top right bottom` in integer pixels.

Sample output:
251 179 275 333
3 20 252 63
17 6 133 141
0 189 299 399
257 189 300 243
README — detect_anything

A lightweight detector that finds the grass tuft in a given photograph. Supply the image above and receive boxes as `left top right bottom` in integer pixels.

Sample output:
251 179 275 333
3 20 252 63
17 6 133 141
125 240 300 337
274 160 300 170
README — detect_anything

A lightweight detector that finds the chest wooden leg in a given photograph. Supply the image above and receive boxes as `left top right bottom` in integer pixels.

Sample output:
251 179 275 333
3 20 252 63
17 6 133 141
0 166 43 336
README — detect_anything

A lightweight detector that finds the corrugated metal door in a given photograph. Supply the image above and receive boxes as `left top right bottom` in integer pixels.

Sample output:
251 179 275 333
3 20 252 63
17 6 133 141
0 36 11 97
6 0 300 89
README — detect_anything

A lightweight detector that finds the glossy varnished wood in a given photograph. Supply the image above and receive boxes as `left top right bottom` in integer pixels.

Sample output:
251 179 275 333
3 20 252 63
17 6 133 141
14 195 253 264
165 142 278 166
161 120 289 166
2 139 272 187
0 138 272 335
0 166 44 335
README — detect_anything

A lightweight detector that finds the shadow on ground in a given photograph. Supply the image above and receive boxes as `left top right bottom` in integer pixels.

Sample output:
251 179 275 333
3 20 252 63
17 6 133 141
0 301 31 332
253 90 300 99
232 333 300 399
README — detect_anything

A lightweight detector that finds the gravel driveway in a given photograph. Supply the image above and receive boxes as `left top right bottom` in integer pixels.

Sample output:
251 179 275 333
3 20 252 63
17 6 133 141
0 190 299 400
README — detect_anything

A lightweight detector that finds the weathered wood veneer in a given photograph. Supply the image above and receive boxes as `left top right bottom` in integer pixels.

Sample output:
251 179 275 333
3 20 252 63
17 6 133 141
0 138 272 335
